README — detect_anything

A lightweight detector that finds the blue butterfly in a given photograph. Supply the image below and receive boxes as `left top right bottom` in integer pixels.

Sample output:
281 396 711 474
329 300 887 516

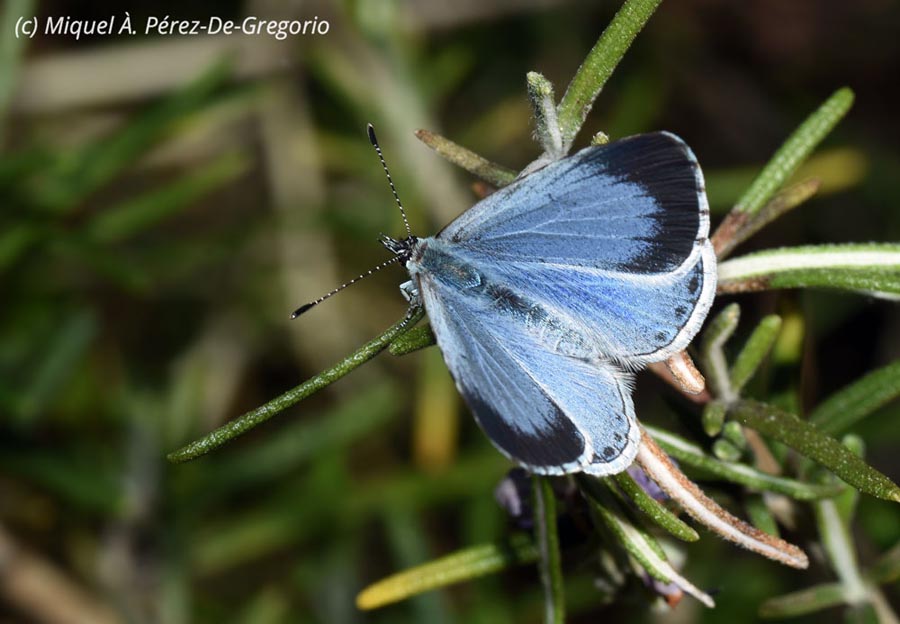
301 129 716 476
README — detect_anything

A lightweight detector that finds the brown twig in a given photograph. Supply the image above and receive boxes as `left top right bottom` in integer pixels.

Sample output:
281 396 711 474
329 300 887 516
636 429 809 569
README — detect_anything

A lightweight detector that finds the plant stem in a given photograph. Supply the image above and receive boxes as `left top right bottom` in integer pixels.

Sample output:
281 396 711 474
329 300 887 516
699 303 740 402
533 476 565 624
815 499 868 604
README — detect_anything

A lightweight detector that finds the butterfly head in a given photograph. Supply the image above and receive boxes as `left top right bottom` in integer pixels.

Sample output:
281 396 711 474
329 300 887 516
379 234 418 264
290 125 419 320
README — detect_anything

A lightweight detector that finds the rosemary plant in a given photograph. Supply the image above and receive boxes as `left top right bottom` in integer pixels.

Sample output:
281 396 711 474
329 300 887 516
165 0 900 619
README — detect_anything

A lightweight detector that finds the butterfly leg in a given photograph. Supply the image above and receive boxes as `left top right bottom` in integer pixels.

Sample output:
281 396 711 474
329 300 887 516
399 279 420 306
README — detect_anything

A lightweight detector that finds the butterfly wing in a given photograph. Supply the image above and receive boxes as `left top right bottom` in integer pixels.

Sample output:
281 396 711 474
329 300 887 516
417 267 640 476
441 132 708 274
438 132 715 364
447 243 715 366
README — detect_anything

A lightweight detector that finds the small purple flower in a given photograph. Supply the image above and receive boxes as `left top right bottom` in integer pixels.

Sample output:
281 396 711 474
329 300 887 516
627 464 668 502
494 468 533 529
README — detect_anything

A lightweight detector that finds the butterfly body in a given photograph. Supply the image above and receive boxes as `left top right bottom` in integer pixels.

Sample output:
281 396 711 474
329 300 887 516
409 237 601 361
391 132 716 476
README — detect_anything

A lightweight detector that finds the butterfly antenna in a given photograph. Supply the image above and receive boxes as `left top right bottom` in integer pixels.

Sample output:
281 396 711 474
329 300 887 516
290 255 403 319
367 123 412 238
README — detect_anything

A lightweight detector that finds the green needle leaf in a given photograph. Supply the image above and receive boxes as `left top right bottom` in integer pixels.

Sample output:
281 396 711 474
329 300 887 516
759 582 849 618
167 310 424 463
717 243 900 299
414 129 517 187
734 87 854 216
556 0 663 150
730 315 782 394
700 303 741 354
713 179 821 259
355 535 538 610
202 384 402 496
833 435 864 524
609 472 700 542
713 439 743 462
702 401 727 436
644 425 845 500
729 400 900 502
390 323 437 356
722 421 748 450
532 476 565 624
744 495 780 537
527 72 564 158
808 359 900 435
583 481 714 607
699 303 741 400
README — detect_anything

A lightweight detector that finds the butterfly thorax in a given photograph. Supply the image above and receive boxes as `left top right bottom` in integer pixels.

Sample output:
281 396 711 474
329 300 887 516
408 237 599 361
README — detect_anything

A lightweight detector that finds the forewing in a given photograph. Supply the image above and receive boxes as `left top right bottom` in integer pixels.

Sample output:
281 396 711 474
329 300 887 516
440 132 710 275
437 131 715 363
450 241 716 365
418 272 640 476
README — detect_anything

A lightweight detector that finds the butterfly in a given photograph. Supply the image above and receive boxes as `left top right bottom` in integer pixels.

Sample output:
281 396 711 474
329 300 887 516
297 127 716 476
